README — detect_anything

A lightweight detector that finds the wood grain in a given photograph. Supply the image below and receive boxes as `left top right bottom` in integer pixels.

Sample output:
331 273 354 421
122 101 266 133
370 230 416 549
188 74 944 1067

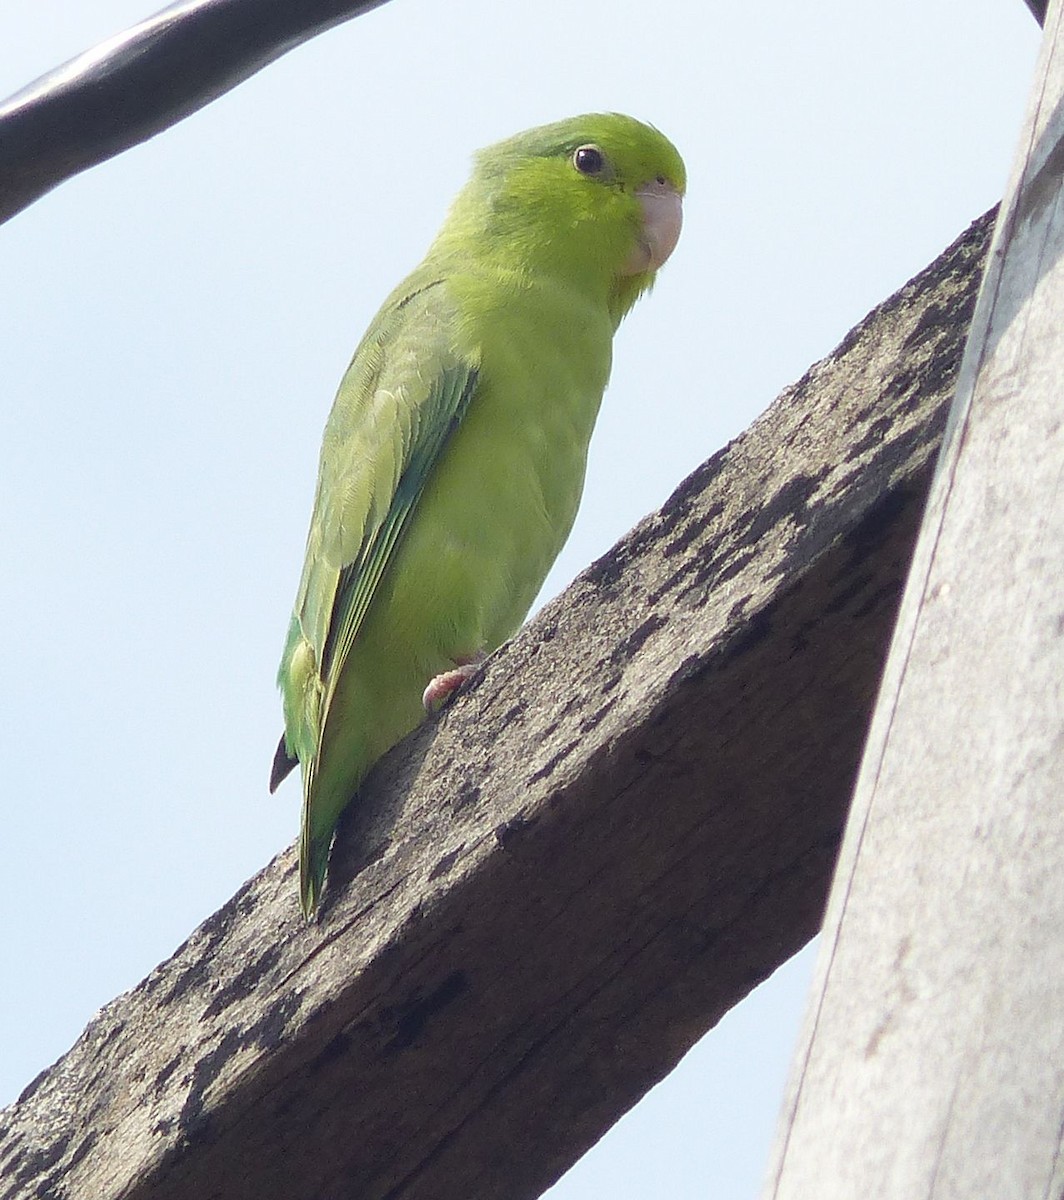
764 8 1064 1198
0 210 992 1200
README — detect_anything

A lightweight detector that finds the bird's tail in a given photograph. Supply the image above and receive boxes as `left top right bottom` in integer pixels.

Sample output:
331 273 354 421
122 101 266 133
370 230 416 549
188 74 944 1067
298 756 331 920
296 711 375 919
299 820 331 921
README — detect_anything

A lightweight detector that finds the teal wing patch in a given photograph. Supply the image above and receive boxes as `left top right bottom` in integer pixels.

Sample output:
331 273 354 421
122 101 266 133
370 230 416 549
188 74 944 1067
279 276 479 767
322 361 477 685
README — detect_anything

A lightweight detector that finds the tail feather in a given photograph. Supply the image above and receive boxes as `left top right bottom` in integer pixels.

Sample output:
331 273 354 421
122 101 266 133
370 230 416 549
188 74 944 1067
296 726 372 919
299 823 331 920
274 732 329 918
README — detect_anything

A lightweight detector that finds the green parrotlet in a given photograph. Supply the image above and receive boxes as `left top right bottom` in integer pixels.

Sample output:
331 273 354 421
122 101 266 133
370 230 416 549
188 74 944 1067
271 112 686 917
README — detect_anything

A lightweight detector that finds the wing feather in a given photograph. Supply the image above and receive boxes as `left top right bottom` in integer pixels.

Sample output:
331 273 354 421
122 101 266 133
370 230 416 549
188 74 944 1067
322 361 477 692
278 276 478 771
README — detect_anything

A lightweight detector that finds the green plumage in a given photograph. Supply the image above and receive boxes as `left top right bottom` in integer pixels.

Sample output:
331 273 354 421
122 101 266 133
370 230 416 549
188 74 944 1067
273 113 686 916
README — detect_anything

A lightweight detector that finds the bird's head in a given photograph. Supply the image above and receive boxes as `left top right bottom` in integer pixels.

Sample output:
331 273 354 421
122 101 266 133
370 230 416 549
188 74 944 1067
443 113 686 323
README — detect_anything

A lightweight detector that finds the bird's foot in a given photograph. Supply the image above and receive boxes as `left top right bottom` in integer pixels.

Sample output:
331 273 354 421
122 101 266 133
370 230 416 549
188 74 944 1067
422 653 485 713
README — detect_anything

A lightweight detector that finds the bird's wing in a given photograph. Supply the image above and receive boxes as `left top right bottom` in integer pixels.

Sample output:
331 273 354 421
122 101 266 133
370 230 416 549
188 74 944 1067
288 277 478 752
322 359 476 688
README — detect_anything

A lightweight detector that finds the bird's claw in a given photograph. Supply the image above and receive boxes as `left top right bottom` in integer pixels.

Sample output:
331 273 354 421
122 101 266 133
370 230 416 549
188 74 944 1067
422 656 484 713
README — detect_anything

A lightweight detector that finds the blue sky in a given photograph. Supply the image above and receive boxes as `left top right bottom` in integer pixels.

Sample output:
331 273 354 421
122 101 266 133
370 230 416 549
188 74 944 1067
0 1 1040 1194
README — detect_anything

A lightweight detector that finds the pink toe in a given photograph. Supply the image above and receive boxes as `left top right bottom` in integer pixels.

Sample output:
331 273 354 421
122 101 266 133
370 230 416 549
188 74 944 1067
422 661 481 713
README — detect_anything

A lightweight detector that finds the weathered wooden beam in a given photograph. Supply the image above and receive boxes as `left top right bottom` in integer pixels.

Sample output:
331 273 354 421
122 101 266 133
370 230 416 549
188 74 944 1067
0 210 991 1200
763 6 1064 1198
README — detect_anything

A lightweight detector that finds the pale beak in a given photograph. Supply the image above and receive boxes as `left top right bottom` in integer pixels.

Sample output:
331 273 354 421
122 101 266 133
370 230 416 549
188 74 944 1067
621 179 684 276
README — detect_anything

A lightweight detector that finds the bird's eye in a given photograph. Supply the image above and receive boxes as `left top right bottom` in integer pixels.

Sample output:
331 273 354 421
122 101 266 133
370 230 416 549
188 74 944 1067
573 145 606 176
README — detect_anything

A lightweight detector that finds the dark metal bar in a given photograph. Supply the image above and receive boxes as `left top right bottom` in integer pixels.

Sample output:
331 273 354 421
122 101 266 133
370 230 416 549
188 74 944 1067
1024 0 1047 25
0 0 389 225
